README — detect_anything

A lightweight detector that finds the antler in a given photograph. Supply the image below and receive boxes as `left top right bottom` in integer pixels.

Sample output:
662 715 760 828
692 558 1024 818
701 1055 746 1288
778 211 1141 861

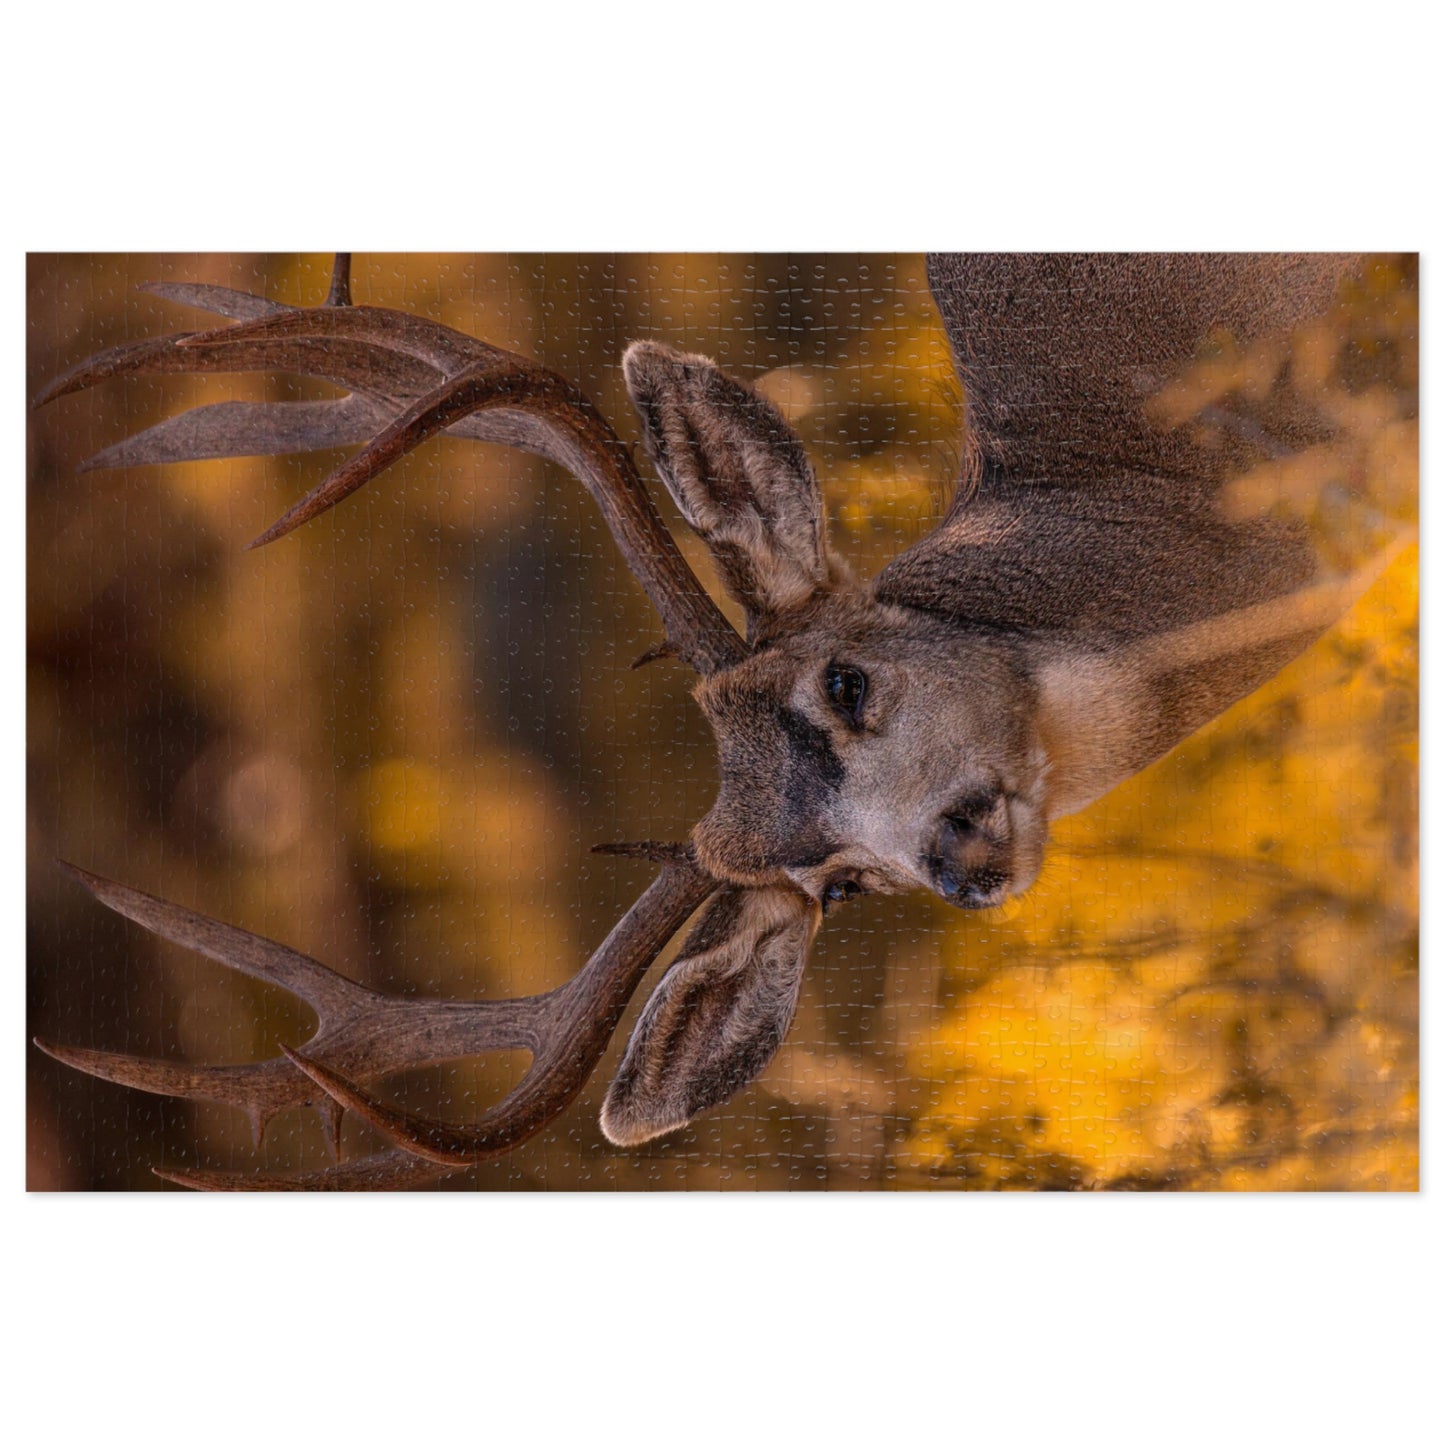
34 254 746 677
38 858 715 1189
34 254 746 1187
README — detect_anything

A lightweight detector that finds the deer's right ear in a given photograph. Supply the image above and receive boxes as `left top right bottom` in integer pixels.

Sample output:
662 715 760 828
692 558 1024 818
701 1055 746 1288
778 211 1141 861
599 885 819 1146
623 341 835 627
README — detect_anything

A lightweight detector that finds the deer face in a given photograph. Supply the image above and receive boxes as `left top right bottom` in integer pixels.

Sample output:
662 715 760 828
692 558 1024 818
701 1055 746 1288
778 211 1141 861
690 599 1049 910
624 343 1049 915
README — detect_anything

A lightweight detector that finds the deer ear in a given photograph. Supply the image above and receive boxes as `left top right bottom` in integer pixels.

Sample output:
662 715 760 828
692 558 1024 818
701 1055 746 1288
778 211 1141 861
600 885 819 1146
623 341 836 628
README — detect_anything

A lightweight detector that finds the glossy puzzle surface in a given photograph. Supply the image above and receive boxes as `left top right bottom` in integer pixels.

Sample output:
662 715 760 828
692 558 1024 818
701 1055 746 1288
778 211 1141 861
26 253 1418 1190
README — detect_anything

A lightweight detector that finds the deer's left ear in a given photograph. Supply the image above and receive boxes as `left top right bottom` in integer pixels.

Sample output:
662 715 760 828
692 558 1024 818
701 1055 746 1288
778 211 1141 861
623 341 838 628
600 885 819 1146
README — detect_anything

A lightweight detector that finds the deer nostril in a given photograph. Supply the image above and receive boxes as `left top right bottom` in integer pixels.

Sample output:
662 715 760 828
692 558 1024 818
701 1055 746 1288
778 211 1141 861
929 856 1007 910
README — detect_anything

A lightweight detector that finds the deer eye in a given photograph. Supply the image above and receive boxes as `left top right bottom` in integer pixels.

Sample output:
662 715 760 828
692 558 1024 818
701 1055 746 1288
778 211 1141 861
824 664 867 724
821 877 863 913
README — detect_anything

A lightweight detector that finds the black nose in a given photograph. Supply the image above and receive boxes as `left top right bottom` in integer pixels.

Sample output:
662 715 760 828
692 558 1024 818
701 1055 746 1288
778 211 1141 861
927 809 1010 909
933 863 1008 909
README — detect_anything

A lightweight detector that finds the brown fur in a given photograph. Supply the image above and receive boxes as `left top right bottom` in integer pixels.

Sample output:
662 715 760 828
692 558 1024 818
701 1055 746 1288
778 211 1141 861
601 254 1368 1144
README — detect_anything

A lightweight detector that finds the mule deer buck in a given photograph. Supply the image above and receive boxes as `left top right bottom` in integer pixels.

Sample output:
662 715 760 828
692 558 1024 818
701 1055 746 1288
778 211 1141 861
33 252 1385 1188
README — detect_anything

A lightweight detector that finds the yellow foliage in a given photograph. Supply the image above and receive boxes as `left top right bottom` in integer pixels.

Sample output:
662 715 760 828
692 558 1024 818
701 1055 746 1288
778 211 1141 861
901 260 1417 1190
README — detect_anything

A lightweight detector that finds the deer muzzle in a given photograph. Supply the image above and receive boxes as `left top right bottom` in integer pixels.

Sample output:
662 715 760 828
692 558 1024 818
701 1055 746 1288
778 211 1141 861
925 791 1019 909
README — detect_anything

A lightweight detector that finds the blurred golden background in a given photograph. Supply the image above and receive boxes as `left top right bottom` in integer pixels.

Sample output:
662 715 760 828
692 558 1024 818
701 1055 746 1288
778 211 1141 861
26 253 1417 1190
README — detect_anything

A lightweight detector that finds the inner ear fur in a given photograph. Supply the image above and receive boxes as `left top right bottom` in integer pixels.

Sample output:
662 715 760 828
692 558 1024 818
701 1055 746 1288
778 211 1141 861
622 341 837 628
600 885 820 1146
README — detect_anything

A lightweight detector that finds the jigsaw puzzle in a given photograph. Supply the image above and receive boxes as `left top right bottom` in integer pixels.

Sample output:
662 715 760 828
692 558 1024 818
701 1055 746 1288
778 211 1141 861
26 253 1418 1190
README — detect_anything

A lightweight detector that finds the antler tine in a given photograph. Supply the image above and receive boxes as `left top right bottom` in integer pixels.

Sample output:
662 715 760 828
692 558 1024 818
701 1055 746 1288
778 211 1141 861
53 862 371 1017
326 252 352 308
32 326 445 412
77 396 391 472
39 858 717 1187
30 1038 341 1154
137 281 291 322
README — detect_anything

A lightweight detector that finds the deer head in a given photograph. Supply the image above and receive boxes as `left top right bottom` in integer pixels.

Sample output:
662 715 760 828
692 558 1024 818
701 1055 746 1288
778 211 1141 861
624 338 1048 916
33 252 1377 1182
